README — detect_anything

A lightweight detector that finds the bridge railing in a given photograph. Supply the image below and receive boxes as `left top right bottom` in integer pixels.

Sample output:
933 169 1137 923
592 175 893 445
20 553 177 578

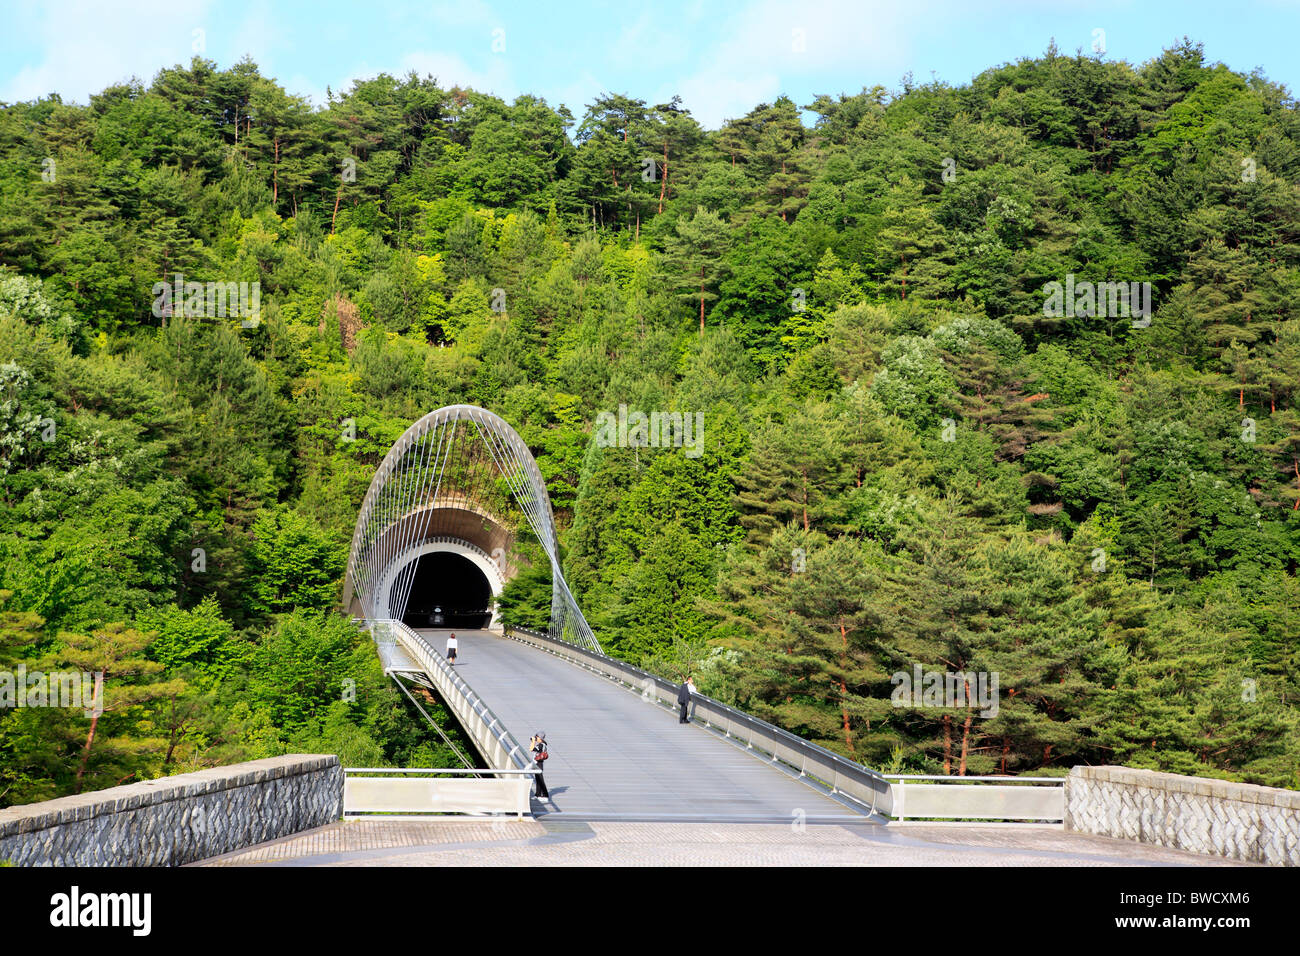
507 626 894 816
367 619 531 772
886 774 1065 822
342 767 536 818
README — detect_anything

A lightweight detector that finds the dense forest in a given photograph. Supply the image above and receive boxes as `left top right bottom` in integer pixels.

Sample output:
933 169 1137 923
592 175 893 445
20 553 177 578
1 37 1298 806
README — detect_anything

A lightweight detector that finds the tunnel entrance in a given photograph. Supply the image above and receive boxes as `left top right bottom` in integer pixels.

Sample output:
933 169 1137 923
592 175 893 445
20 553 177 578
394 551 493 629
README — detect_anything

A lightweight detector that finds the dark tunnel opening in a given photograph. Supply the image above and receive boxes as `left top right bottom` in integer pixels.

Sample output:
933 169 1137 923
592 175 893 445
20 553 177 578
395 551 493 630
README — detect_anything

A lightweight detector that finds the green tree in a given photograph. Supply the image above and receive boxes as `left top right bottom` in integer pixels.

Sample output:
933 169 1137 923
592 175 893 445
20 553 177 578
245 508 346 617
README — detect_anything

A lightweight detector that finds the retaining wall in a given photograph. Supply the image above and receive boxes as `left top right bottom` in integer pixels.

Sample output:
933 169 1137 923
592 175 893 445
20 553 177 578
0 754 343 866
1065 765 1299 866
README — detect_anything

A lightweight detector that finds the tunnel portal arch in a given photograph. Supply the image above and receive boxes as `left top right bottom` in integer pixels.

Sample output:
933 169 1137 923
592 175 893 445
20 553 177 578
343 405 599 652
379 538 503 627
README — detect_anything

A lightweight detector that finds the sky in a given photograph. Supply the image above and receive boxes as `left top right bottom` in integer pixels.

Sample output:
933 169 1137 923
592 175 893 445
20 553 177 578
1 0 1298 130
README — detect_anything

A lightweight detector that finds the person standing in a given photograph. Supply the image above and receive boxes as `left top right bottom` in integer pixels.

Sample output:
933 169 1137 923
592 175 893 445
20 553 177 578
677 677 692 724
446 632 458 665
686 677 699 720
530 733 550 801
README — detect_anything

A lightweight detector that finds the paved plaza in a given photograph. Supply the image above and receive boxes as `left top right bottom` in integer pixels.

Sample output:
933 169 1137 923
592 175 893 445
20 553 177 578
199 818 1246 867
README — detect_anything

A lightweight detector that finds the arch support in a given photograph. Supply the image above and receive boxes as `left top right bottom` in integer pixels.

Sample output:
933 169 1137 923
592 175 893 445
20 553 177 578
343 405 600 653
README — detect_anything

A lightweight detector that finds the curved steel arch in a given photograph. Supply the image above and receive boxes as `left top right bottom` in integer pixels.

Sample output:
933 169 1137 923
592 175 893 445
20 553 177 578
343 404 600 653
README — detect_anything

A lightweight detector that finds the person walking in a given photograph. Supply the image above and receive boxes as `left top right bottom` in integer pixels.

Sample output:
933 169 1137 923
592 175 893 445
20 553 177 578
530 733 550 801
445 632 458 665
677 677 692 724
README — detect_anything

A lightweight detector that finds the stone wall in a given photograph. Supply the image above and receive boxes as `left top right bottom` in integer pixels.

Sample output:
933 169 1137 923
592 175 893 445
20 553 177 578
0 754 343 866
1065 765 1300 866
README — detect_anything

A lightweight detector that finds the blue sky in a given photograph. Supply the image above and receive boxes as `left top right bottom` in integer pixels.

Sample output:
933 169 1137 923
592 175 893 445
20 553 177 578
2 0 1298 129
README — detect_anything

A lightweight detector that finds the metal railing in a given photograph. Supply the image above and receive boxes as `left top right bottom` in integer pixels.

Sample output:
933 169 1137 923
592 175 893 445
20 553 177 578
343 767 537 818
506 627 894 816
345 768 536 774
367 619 530 771
885 774 1066 822
886 775 1068 782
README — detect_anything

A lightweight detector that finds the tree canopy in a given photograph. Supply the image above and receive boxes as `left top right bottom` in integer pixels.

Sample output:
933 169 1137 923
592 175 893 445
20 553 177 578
2 40 1298 800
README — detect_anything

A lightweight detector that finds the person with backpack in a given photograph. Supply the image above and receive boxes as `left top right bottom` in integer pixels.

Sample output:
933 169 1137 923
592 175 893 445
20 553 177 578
677 677 692 724
530 732 550 801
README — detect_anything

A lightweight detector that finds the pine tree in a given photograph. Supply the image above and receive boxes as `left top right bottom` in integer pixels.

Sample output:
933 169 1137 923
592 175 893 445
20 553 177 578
876 179 948 301
706 524 887 756
869 506 985 774
733 401 843 541
659 206 730 334
942 345 1056 461
58 623 185 793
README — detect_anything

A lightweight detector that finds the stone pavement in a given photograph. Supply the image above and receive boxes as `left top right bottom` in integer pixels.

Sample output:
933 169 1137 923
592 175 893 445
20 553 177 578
198 819 1247 867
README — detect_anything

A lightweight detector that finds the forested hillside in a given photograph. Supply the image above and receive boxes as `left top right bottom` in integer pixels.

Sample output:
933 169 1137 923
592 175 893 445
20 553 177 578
1 38 1298 804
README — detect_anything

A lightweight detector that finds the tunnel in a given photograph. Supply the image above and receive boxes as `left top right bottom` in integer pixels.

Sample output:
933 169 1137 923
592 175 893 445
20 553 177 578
393 550 494 629
344 405 599 651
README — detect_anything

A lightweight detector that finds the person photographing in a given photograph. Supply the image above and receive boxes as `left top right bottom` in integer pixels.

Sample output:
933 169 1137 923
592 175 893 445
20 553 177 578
530 732 550 801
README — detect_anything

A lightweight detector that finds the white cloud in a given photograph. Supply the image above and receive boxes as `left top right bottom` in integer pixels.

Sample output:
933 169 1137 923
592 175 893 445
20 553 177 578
1 0 211 104
398 50 515 98
282 73 330 108
611 13 690 71
551 71 608 117
670 0 910 127
229 1 277 75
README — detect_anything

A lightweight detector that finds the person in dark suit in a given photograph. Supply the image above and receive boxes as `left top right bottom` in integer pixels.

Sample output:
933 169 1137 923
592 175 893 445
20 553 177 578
677 678 692 723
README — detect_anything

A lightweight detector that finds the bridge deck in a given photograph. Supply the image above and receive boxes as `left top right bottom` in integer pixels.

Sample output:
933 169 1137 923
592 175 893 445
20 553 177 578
412 629 867 821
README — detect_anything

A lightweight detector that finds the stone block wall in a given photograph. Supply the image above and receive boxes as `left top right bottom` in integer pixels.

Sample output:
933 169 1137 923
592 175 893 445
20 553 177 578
0 754 343 866
1065 765 1299 866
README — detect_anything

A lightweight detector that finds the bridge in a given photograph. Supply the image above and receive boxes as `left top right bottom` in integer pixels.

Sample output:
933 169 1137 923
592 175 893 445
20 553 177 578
3 403 1282 867
339 404 1052 824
